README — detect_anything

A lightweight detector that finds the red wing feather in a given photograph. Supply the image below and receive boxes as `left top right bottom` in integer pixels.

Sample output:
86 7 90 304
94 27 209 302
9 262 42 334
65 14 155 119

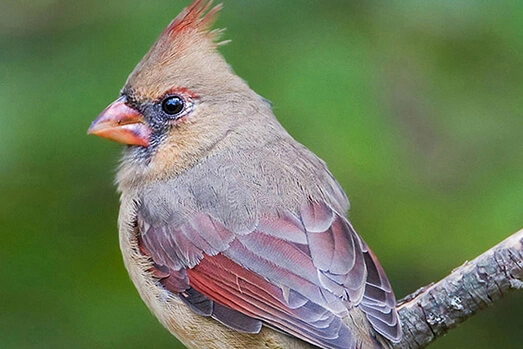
138 201 401 348
188 254 354 348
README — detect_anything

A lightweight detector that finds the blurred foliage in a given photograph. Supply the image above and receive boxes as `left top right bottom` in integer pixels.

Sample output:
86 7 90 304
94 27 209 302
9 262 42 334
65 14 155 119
1 0 522 348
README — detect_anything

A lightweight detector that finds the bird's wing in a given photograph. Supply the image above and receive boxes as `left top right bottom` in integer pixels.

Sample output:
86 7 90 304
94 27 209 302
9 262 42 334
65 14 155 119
137 201 400 349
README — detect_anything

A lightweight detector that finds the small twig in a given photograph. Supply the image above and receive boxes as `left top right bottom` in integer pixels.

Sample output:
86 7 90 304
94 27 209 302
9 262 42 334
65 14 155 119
394 229 523 348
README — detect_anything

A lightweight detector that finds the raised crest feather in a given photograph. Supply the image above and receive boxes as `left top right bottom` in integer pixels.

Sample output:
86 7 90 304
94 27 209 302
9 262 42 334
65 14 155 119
124 0 230 100
164 0 224 43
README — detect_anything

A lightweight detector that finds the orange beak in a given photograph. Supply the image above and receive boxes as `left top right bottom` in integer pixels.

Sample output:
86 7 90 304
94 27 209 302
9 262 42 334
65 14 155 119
88 96 151 147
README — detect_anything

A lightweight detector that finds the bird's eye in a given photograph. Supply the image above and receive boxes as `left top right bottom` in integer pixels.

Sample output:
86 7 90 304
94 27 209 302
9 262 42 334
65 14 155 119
161 95 185 117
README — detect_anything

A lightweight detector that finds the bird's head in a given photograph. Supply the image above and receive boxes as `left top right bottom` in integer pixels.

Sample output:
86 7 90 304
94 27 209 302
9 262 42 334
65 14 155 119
88 0 269 186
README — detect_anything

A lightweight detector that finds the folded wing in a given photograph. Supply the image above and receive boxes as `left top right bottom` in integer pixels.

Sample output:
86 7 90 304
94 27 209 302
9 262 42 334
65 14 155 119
138 201 401 348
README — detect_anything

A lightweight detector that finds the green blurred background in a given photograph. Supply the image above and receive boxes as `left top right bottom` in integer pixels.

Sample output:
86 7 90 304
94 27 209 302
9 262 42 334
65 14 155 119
1 0 522 348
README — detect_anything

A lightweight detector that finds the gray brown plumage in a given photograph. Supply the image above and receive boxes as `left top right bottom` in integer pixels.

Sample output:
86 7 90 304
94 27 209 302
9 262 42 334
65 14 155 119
88 1 401 348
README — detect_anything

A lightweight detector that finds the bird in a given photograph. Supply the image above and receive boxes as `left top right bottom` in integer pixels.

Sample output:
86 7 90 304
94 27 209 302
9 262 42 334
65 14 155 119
88 1 402 348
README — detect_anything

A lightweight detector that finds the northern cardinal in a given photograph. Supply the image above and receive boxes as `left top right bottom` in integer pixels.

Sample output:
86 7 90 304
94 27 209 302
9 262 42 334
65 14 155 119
88 1 401 348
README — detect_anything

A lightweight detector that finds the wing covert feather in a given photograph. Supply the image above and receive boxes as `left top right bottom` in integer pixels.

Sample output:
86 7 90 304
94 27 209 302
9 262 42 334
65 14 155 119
137 200 401 347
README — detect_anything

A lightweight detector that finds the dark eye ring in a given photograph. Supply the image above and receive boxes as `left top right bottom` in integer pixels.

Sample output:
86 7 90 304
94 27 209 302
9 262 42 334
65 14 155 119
161 95 185 117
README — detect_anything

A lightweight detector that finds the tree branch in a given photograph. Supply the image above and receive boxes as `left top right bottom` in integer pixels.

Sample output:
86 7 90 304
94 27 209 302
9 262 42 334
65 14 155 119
394 228 523 348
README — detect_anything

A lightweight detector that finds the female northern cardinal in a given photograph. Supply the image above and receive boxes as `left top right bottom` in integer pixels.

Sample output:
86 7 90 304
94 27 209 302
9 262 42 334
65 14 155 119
88 1 401 348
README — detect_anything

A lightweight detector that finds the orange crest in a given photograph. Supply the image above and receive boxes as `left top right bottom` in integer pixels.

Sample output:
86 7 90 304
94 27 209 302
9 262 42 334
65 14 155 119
162 0 224 43
124 0 229 99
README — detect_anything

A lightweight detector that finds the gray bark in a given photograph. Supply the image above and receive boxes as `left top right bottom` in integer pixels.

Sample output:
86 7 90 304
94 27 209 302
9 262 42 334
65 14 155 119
394 229 523 348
